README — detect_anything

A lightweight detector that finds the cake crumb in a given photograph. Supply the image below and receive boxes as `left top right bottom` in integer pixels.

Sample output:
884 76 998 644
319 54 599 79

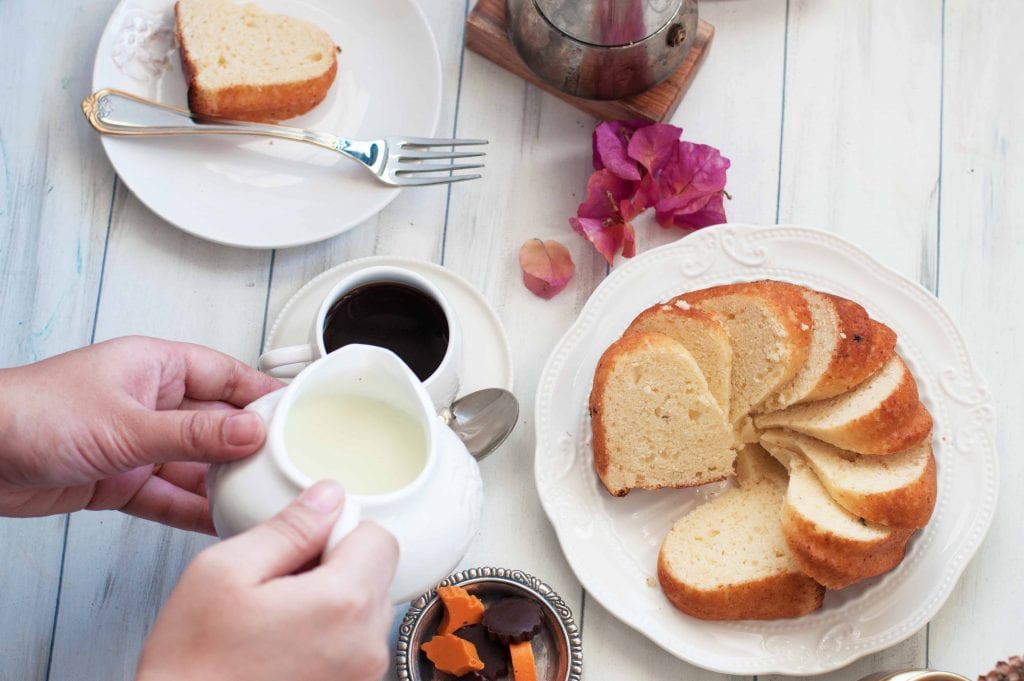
646 576 657 588
800 323 810 331
839 332 848 339
674 300 692 311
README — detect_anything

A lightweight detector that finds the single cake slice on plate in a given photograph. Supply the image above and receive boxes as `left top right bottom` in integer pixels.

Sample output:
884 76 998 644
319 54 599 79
589 332 733 497
657 445 825 620
175 0 339 122
759 429 936 529
754 355 933 455
763 290 897 411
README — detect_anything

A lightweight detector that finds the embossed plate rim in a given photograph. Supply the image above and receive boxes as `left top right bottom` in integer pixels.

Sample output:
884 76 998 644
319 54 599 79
532 224 998 676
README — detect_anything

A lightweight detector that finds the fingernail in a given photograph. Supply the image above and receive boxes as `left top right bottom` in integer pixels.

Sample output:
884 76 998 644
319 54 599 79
299 480 345 513
223 413 262 447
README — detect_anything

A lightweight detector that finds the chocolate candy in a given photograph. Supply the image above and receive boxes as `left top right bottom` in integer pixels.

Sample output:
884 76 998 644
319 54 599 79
481 597 543 644
454 624 509 681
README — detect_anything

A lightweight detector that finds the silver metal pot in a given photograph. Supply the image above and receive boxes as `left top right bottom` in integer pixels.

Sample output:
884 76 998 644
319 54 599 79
507 0 699 100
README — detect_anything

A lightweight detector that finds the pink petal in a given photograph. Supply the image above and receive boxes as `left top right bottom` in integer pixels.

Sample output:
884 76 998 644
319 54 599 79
622 174 660 219
576 169 637 219
519 239 576 299
592 122 642 180
627 123 683 177
570 216 623 265
653 191 713 228
621 220 637 258
659 141 730 202
671 191 728 230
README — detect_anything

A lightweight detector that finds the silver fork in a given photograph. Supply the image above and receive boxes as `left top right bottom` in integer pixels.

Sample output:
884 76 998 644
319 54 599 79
82 89 486 187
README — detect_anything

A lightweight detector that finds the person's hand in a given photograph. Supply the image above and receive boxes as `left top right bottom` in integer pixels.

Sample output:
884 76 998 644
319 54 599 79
137 481 398 681
0 336 282 532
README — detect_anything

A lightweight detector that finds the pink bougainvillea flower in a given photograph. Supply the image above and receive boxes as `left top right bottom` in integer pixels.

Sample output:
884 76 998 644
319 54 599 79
519 238 576 299
571 120 730 267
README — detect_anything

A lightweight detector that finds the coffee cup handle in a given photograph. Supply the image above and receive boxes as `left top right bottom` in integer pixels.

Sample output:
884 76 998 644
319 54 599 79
258 344 317 379
326 498 361 553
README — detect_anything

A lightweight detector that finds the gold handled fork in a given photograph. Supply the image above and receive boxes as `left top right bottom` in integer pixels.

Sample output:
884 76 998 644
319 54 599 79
82 89 486 187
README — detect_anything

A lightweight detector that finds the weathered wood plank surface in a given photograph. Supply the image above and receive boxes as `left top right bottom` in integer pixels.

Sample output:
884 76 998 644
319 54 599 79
929 0 1024 675
0 0 1018 680
0 1 119 679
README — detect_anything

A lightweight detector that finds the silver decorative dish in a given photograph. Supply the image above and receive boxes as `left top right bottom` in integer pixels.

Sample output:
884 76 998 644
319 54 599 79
396 566 583 681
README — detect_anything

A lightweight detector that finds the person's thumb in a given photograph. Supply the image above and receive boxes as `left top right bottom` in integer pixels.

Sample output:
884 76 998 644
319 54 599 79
126 408 266 465
206 481 345 581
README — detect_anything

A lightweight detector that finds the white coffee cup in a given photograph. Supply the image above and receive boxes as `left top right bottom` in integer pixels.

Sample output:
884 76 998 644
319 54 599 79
258 266 462 410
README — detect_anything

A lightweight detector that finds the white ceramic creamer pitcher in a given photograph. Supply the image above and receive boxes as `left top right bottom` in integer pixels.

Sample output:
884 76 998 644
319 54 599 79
207 344 484 603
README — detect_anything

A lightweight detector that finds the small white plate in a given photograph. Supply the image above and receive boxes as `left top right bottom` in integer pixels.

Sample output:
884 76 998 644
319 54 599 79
534 225 998 676
92 0 442 248
265 256 513 398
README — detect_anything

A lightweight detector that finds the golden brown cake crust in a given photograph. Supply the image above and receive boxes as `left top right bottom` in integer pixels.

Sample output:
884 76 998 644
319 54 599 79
657 551 825 620
839 356 934 455
782 506 914 589
186 61 338 122
804 294 898 402
787 531 913 590
840 444 937 528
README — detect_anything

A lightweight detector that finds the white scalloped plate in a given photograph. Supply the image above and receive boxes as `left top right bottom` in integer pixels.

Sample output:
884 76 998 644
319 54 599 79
533 225 997 676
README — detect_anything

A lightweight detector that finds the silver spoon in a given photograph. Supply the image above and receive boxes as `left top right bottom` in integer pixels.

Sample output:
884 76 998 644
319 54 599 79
440 389 519 460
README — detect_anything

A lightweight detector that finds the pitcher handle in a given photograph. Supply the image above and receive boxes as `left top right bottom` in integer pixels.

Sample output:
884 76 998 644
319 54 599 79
326 499 362 552
258 344 317 378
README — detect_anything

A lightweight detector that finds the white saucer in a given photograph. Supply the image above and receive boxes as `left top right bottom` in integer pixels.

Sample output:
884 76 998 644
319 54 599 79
265 257 513 397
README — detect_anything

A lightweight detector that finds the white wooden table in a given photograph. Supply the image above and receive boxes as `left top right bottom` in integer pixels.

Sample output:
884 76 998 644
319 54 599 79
1 1 1020 679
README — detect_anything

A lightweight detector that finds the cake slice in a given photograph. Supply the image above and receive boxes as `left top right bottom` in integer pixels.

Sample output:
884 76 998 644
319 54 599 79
754 355 933 455
589 332 734 496
779 457 912 589
764 291 897 410
657 446 824 620
673 281 812 425
624 301 733 414
760 429 936 528
175 0 339 122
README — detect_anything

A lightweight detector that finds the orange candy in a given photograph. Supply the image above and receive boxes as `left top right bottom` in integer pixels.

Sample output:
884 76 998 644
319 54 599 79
509 640 538 681
436 585 486 635
420 634 485 676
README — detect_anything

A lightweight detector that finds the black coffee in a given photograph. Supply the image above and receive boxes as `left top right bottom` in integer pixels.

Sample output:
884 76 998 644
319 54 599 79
323 283 449 381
